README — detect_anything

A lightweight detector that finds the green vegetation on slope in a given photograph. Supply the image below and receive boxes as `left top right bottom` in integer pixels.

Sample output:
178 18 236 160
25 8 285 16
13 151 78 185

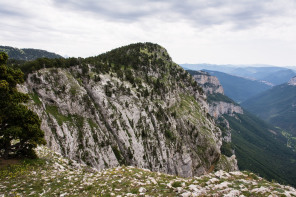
207 93 236 104
205 90 296 186
242 83 296 136
187 69 296 187
282 131 296 152
224 111 296 186
9 43 203 95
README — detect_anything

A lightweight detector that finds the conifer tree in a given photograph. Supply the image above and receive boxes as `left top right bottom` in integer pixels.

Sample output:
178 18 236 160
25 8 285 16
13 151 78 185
0 52 46 159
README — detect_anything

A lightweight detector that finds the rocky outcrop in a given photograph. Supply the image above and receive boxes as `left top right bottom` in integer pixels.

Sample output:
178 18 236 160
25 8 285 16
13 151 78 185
209 101 244 118
191 70 243 118
288 76 296 86
21 43 236 177
192 71 224 94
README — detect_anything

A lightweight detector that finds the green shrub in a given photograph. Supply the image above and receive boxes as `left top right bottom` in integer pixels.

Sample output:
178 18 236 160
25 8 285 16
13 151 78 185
172 181 182 188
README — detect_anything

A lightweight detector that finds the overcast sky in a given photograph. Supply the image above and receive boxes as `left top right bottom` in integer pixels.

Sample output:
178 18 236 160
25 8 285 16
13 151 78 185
1 0 296 66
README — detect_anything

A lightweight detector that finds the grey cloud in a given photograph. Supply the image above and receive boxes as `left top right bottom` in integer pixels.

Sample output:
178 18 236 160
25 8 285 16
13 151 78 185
1 0 293 31
167 0 283 29
0 6 30 18
52 0 166 22
52 0 292 29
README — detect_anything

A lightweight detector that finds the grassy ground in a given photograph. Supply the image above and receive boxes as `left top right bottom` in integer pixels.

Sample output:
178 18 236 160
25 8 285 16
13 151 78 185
0 146 296 196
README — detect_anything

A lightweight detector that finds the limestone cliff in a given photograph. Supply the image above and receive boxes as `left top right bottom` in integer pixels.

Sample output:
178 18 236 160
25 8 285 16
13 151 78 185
192 71 224 94
209 102 243 119
189 70 242 161
20 43 236 177
189 70 243 118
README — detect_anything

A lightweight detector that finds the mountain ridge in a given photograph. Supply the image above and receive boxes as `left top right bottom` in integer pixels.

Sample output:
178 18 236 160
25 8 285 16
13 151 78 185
181 63 295 86
16 42 237 178
0 45 63 61
203 70 272 103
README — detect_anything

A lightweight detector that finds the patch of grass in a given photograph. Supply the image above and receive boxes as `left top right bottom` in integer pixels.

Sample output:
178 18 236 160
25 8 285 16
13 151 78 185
45 105 72 126
29 92 42 105
282 131 296 151
164 130 175 141
171 94 204 125
130 188 138 194
207 93 236 104
70 86 77 96
112 146 125 165
88 118 99 130
172 181 182 188
0 158 46 179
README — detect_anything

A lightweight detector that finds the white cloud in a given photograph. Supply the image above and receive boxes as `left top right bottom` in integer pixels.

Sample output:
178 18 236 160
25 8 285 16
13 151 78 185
0 0 296 66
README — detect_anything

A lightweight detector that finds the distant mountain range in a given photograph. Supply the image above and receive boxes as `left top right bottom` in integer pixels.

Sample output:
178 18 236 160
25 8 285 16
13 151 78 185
0 45 62 61
181 63 296 86
203 70 272 103
181 64 238 73
230 67 296 85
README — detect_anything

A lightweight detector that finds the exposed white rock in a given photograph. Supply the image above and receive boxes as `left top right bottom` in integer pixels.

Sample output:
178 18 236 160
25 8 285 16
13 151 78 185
224 190 241 197
214 170 231 179
213 181 231 189
209 101 243 118
230 171 245 176
138 187 146 193
181 191 192 197
209 177 219 183
251 186 271 194
192 71 224 94
288 76 296 86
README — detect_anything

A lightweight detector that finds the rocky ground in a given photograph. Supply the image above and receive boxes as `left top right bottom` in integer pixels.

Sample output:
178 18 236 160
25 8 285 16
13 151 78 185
0 146 295 196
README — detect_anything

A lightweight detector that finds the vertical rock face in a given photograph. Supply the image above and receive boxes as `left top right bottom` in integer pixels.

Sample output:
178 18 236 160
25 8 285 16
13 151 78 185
22 43 236 177
190 70 239 171
209 102 243 119
192 71 224 95
190 71 243 118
